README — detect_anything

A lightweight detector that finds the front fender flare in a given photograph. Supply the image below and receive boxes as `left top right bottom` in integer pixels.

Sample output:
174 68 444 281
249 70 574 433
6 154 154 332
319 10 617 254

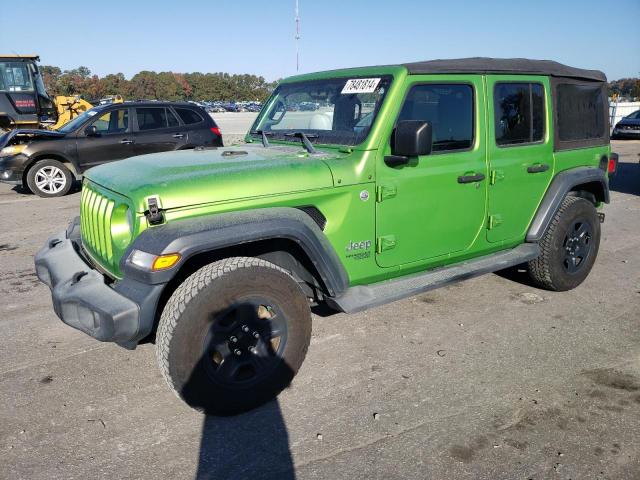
121 207 349 297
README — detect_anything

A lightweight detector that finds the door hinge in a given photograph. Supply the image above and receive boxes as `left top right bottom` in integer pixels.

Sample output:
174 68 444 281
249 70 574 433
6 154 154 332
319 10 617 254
488 214 503 230
376 184 397 203
376 235 396 254
489 169 505 185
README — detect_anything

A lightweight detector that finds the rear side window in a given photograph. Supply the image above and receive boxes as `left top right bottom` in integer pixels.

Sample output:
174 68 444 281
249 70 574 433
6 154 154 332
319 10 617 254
397 84 474 152
494 83 545 146
136 107 178 131
556 83 606 141
175 108 203 125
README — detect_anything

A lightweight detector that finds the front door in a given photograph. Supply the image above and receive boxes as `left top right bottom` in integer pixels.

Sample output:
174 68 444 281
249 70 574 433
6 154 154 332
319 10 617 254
485 76 554 243
376 76 488 268
133 107 187 155
76 107 133 169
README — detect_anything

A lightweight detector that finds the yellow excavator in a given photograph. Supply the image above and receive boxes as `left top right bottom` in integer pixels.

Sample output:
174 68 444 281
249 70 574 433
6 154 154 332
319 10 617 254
0 55 122 132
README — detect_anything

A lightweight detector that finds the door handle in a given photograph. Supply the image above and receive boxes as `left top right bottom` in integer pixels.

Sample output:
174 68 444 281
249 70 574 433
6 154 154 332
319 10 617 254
457 173 485 184
172 133 185 139
120 139 134 145
527 163 549 174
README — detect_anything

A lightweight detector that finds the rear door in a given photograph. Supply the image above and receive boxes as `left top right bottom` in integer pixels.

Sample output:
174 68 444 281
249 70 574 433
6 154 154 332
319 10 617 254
75 107 133 169
486 76 554 243
133 107 187 155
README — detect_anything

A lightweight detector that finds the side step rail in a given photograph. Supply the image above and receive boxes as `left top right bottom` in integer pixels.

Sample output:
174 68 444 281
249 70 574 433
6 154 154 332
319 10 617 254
327 244 540 313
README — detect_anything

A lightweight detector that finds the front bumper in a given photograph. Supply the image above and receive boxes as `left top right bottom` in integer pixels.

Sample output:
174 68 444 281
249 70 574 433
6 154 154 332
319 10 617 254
34 218 164 349
0 154 26 184
613 128 640 138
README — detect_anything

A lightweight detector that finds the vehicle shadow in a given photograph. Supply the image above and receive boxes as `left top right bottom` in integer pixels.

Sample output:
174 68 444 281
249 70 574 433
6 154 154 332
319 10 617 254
493 264 539 288
609 161 640 196
195 401 295 480
182 301 297 480
10 180 82 196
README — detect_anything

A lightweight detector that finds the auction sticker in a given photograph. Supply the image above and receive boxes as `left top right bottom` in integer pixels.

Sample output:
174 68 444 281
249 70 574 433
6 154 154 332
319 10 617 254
341 78 381 94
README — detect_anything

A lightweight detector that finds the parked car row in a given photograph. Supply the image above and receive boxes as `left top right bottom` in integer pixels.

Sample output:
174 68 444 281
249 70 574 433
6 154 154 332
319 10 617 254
192 101 263 113
612 109 640 139
0 101 222 197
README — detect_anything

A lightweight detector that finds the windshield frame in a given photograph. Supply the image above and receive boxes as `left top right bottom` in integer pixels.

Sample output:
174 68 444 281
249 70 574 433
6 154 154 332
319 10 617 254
249 75 393 149
57 107 105 133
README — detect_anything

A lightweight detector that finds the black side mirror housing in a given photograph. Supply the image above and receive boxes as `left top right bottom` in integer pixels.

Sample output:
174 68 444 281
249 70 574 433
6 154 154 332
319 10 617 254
393 120 433 157
84 125 99 137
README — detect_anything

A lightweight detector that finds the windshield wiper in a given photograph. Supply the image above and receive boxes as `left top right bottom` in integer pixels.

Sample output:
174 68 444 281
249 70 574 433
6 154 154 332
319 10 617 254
284 132 318 154
250 130 273 148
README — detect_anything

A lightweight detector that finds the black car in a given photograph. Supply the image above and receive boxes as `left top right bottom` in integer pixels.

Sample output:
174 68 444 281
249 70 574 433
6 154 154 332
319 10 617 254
612 110 640 139
0 101 223 197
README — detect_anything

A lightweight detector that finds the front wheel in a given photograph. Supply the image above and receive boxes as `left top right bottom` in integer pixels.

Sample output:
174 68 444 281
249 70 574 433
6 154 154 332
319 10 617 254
156 257 312 415
528 196 601 291
26 159 73 197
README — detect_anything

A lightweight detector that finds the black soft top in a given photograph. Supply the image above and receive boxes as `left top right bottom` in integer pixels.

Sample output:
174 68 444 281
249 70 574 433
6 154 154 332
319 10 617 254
402 57 606 82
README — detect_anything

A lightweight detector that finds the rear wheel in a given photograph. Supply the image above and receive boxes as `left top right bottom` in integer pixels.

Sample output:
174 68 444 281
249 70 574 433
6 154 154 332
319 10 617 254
156 257 312 415
26 159 73 197
528 196 600 291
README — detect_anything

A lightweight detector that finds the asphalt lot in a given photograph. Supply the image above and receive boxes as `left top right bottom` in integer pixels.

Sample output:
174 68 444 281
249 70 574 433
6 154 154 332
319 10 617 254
0 141 639 479
210 111 258 145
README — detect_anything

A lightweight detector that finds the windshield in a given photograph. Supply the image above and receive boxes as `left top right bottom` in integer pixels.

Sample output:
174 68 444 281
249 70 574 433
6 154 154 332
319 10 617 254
0 62 34 92
251 76 392 146
57 108 101 133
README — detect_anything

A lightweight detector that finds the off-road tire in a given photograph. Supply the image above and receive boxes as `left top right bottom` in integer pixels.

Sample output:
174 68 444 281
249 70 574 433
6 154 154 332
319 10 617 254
156 257 312 415
528 196 600 291
26 159 73 197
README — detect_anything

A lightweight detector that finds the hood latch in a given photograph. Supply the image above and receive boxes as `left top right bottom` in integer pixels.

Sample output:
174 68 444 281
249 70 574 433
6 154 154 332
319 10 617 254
145 196 164 225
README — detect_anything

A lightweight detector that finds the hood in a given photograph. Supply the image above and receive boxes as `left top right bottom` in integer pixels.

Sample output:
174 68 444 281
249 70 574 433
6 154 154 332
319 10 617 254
0 128 65 149
617 117 640 127
86 145 337 212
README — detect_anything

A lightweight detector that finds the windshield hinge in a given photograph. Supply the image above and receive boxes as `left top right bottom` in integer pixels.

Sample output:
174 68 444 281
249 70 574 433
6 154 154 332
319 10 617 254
145 196 164 225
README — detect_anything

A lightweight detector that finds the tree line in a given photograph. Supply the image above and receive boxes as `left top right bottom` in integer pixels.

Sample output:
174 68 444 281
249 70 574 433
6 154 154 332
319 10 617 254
608 78 640 100
40 65 639 103
40 66 279 102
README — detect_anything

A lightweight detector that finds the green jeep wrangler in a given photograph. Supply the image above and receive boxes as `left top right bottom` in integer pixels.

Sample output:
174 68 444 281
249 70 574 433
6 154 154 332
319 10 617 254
35 58 618 415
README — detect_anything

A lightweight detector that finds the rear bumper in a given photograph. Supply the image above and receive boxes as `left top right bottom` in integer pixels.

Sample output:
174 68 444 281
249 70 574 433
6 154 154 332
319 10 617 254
34 218 164 349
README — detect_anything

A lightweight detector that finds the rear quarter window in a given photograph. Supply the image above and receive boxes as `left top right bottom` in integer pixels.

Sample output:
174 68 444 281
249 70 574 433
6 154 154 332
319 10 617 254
175 108 204 125
556 83 606 141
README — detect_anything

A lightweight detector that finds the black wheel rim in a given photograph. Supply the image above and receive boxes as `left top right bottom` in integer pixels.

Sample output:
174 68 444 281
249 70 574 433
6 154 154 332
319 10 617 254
562 219 593 274
202 297 288 387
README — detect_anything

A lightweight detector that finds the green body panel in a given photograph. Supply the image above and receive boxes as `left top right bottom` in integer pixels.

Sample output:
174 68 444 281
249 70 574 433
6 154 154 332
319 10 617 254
374 74 488 268
81 64 608 287
485 75 555 243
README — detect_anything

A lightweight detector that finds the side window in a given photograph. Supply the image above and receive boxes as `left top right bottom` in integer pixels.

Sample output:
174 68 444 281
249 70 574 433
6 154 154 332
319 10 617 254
166 108 180 127
494 83 545 146
556 83 605 141
397 84 473 152
91 108 129 134
136 107 174 131
175 108 203 125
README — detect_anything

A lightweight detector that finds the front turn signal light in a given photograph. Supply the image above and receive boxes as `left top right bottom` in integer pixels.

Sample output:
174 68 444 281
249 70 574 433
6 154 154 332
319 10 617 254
152 253 181 271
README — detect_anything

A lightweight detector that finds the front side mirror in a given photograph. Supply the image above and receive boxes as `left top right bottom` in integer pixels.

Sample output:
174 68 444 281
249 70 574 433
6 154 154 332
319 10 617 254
392 120 432 157
84 125 99 137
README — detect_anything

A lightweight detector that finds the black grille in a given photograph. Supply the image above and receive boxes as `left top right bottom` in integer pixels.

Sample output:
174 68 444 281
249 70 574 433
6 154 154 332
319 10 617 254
297 206 327 230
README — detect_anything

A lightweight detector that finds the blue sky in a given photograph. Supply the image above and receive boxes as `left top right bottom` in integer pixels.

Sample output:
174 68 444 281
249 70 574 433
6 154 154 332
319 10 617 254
1 0 638 81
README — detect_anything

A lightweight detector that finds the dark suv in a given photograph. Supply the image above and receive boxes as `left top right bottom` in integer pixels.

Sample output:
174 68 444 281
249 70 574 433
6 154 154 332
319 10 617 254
0 101 223 197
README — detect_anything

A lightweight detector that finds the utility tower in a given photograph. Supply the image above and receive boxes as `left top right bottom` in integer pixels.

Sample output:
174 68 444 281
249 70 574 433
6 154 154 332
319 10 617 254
295 0 301 72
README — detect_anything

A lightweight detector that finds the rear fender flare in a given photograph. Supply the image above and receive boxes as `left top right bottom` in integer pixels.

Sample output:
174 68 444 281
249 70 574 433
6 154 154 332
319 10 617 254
526 167 609 242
